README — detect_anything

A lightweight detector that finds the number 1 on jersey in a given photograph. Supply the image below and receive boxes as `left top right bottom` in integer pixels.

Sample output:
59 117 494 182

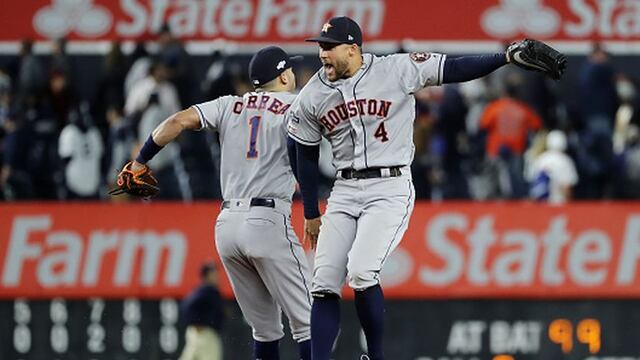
247 115 261 158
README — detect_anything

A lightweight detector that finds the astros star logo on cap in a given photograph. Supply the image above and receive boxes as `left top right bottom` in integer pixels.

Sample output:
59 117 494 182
321 23 332 33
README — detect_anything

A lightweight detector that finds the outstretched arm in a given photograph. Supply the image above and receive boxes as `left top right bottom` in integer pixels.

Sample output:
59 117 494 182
131 107 201 171
110 107 202 198
442 40 567 83
442 53 508 84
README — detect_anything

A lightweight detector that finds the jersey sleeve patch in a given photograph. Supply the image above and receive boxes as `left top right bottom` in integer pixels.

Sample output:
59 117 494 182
410 52 431 63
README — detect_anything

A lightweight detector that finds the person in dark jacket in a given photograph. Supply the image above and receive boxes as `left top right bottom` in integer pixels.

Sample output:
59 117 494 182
179 262 224 360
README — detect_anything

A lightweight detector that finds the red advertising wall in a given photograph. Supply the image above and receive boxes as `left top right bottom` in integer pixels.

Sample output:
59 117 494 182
2 202 640 299
0 0 638 43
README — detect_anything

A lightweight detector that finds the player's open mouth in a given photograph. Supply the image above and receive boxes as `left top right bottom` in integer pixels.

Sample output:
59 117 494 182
323 64 334 70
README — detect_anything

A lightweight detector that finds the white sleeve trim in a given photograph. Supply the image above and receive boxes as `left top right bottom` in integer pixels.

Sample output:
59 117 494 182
437 54 447 86
191 104 208 131
288 131 322 146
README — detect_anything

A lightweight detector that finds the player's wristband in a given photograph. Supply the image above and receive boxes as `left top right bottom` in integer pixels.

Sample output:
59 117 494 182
135 135 164 164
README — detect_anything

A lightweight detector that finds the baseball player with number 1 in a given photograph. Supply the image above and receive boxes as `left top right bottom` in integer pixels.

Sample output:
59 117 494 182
287 16 565 360
119 46 313 360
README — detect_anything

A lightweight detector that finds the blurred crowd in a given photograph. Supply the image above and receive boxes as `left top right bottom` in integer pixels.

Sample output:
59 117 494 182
1 29 639 203
410 43 640 203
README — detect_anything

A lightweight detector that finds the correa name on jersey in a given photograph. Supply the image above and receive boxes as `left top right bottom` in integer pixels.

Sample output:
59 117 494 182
231 94 291 115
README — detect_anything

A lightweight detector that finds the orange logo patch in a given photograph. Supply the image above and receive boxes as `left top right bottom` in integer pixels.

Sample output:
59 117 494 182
410 52 431 63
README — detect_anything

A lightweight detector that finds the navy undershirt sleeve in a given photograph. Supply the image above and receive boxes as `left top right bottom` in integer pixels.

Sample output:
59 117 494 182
287 136 298 180
295 142 321 219
442 53 508 84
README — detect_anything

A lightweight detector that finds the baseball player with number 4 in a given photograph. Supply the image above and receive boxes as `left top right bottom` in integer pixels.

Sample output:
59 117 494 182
287 16 566 360
110 46 313 360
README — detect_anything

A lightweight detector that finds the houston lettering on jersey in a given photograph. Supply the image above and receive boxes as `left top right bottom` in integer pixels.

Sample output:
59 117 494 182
319 99 392 132
233 94 291 115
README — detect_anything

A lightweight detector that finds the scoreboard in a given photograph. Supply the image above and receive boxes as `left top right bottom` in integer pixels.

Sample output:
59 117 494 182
2 299 640 360
0 299 184 360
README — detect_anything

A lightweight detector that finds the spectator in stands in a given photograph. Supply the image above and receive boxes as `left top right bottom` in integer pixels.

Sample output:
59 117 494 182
201 50 236 101
46 69 75 130
613 124 640 199
579 44 618 128
58 105 104 200
138 93 185 200
157 23 194 107
437 84 470 199
105 104 134 198
478 77 543 199
15 39 45 104
612 75 640 198
411 100 437 199
459 78 494 200
1 110 36 199
179 261 224 360
528 130 578 204
613 74 638 155
124 42 152 97
573 44 617 199
11 89 61 199
50 37 72 80
125 59 180 119
0 69 11 134
93 41 128 127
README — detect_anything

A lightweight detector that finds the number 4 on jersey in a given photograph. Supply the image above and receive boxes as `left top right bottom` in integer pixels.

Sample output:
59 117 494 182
247 115 261 158
375 122 389 142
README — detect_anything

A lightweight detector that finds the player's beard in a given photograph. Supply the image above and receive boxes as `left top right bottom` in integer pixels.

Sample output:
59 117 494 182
324 57 350 81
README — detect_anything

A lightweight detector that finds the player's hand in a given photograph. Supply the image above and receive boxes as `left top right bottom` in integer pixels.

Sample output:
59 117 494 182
130 160 145 172
304 217 321 249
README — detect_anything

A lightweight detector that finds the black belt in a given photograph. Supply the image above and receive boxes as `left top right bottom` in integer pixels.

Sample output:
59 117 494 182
338 166 402 179
221 198 275 209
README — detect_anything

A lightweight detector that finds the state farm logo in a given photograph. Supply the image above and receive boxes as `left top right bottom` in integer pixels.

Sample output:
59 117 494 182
2 215 186 288
30 0 384 40
481 0 560 38
33 0 112 38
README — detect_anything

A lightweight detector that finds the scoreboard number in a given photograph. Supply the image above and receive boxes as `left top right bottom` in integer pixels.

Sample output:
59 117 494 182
548 318 601 354
88 298 106 353
50 298 69 353
13 299 31 354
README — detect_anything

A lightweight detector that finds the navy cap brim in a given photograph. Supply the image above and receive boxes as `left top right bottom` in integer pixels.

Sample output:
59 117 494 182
305 36 344 44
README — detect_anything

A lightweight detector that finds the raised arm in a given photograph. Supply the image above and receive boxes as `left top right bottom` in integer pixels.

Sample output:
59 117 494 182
109 107 202 198
132 107 201 170
443 39 566 84
442 53 508 84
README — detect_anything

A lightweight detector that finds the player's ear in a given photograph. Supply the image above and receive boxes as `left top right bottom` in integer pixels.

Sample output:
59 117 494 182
279 70 289 85
348 43 359 56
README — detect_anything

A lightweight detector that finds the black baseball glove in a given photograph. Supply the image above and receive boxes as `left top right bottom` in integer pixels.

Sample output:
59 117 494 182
108 161 159 198
507 39 567 80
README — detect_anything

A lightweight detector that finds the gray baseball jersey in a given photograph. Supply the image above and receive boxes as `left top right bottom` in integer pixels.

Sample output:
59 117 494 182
194 91 297 201
287 52 445 171
193 91 312 342
287 52 444 294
